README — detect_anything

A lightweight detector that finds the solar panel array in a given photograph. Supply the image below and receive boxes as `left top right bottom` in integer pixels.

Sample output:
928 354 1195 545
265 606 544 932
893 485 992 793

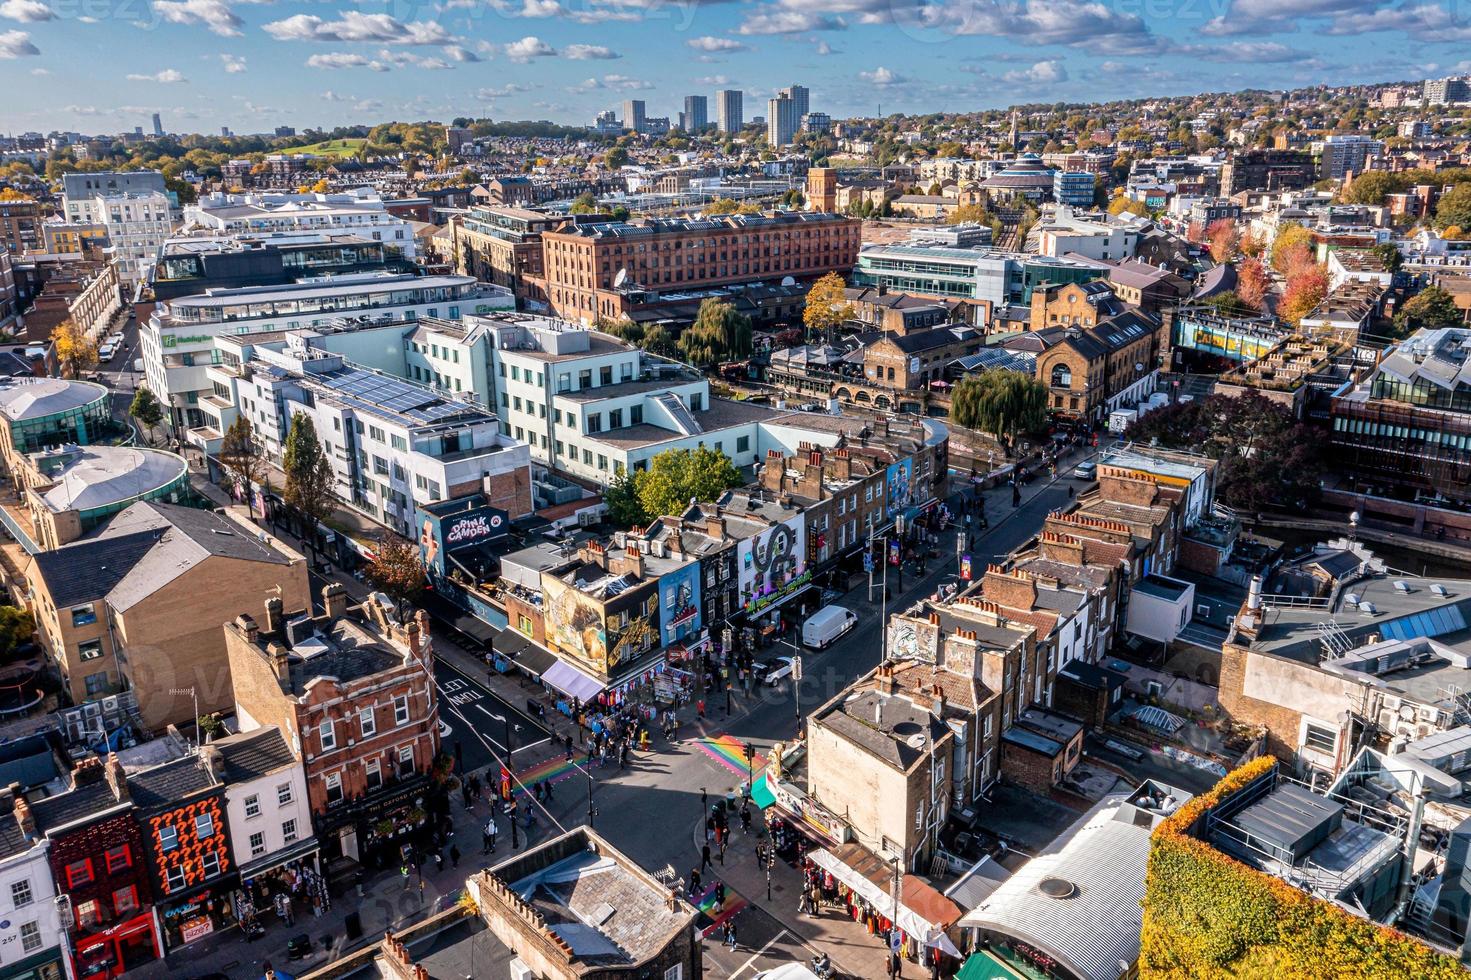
313 368 487 426
1380 604 1468 642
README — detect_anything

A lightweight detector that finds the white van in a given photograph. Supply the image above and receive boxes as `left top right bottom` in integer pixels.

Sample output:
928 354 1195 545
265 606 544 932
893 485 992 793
802 604 857 650
97 343 115 361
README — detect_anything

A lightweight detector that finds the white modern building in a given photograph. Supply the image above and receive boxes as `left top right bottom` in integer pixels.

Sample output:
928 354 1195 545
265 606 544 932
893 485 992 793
64 191 174 284
184 190 419 260
140 272 511 434
0 811 66 980
215 727 318 882
1034 207 1141 262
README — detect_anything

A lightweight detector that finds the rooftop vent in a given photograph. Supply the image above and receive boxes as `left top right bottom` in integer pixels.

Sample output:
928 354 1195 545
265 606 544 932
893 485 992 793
1395 580 1412 594
1037 877 1077 899
1433 584 1450 597
1359 601 1378 616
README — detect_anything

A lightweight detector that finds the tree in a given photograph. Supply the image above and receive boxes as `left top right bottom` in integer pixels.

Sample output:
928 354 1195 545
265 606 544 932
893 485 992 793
569 191 598 214
282 413 336 562
1239 231 1266 258
605 146 629 169
50 320 97 379
218 415 265 516
128 385 165 445
1393 285 1463 338
596 316 643 345
1204 219 1239 263
604 469 647 527
1236 258 1269 311
365 534 425 617
635 446 743 520
0 606 34 663
640 324 676 357
802 271 851 344
678 299 753 367
1108 195 1149 217
1279 265 1329 325
1271 224 1315 275
706 197 740 215
1199 290 1245 316
1370 242 1403 274
946 203 993 226
1436 183 1471 231
950 370 1047 453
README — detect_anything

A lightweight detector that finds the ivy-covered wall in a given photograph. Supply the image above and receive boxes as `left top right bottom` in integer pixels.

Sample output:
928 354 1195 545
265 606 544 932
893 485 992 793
1140 756 1469 980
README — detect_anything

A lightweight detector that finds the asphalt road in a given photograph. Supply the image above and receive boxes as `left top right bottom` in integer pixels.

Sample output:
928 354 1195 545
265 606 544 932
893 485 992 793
434 657 553 776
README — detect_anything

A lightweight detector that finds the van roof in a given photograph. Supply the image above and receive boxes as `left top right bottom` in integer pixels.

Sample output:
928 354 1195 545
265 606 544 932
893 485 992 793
806 604 852 625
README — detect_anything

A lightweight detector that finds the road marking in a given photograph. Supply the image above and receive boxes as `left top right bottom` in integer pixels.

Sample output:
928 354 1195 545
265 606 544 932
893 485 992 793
724 927 790 979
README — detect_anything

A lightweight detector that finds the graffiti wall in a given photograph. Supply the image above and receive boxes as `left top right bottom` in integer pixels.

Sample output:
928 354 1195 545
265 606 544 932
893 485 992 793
658 561 703 647
542 574 609 675
738 516 806 614
885 458 912 519
887 615 939 664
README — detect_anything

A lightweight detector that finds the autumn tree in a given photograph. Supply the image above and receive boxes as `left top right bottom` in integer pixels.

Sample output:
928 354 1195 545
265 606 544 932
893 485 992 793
1204 219 1240 263
282 413 336 562
1271 224 1316 276
1239 231 1266 258
128 385 165 445
1436 184 1471 231
950 370 1047 454
706 197 740 215
803 271 852 344
50 320 97 379
1236 258 1270 311
218 415 265 516
635 445 743 519
678 299 752 367
1108 195 1150 218
1279 265 1330 326
366 534 426 617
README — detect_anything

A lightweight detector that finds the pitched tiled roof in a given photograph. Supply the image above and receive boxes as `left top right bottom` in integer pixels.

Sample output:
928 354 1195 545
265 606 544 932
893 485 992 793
214 728 297 782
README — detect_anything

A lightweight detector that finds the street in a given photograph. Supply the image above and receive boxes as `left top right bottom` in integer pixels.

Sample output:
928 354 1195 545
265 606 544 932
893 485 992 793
434 657 552 775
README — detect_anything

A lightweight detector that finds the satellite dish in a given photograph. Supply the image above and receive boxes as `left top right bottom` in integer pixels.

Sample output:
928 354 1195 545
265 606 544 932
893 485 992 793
613 267 629 288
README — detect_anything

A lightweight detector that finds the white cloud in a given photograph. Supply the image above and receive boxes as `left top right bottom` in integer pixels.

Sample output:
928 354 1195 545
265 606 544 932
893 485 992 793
496 0 562 14
814 39 835 55
695 74 732 85
0 28 37 56
28 65 45 73
478 83 531 98
446 45 481 62
263 12 454 45
564 43 619 59
924 0 1157 54
601 73 652 90
65 104 102 115
504 35 555 61
1002 59 1067 83
0 0 52 23
307 52 382 69
152 0 241 36
127 67 186 82
858 66 903 84
377 49 455 69
1190 41 1302 62
220 53 246 72
687 35 747 52
740 9 844 34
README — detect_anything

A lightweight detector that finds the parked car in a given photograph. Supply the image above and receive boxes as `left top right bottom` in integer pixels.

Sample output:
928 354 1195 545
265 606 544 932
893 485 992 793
97 343 115 361
1074 461 1098 480
801 605 857 650
759 656 796 686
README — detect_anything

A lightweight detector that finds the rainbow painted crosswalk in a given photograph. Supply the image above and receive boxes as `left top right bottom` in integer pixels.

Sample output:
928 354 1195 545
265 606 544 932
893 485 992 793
695 733 767 781
690 881 749 937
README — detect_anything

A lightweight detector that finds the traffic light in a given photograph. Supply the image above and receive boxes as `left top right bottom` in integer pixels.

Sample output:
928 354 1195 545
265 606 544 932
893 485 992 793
744 742 754 762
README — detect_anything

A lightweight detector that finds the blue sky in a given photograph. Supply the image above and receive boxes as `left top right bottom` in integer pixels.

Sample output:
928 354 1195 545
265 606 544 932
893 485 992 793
2 0 1470 134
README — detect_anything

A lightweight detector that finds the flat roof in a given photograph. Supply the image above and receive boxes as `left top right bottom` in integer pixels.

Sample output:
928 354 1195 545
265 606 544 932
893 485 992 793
165 273 478 310
0 378 108 422
30 446 187 514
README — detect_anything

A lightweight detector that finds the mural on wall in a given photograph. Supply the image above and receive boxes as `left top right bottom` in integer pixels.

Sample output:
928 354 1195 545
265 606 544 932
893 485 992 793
147 796 230 896
542 575 608 674
608 594 658 670
885 458 912 519
415 503 508 577
740 516 807 615
887 616 939 664
659 562 703 647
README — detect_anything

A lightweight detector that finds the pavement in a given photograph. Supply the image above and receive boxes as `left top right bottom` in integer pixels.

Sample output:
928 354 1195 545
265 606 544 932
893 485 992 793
139 443 1101 979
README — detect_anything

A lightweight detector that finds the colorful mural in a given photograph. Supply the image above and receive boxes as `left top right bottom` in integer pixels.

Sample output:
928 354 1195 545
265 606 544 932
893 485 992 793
542 574 608 673
739 516 806 614
885 458 913 519
658 561 703 646
887 615 939 664
415 502 508 577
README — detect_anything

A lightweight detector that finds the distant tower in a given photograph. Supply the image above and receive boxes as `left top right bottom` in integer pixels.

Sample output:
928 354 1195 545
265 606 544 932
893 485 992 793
1009 110 1019 148
151 112 163 137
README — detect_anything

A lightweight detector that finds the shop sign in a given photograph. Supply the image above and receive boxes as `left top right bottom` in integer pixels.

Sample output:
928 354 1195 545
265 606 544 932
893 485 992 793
445 511 505 546
745 570 812 615
180 918 214 944
161 334 212 348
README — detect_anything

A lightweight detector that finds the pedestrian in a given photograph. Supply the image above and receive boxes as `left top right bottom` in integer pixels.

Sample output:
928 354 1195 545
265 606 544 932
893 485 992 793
435 850 445 872
544 777 555 801
689 867 702 895
564 734 574 762
450 844 461 868
401 863 411 891
461 781 472 809
887 949 900 979
714 880 726 908
705 816 715 843
697 698 706 719
724 921 737 950
485 817 498 854
718 837 725 865
701 844 712 872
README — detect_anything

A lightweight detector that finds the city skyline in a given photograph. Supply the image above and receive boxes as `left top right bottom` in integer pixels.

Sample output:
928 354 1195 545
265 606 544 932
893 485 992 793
3 0 1471 132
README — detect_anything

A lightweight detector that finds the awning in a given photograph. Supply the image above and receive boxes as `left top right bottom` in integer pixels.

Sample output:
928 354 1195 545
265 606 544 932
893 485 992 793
493 631 557 677
750 774 777 810
236 836 321 881
542 659 604 702
419 591 499 647
808 844 962 947
956 951 1028 980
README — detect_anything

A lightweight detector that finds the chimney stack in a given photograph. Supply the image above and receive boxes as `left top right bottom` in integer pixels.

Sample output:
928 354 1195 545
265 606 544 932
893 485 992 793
323 582 348 620
264 596 284 635
236 612 259 645
12 791 35 840
200 744 225 781
104 752 129 803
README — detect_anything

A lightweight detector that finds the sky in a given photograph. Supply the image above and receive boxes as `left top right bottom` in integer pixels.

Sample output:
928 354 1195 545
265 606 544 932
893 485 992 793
3 0 1471 134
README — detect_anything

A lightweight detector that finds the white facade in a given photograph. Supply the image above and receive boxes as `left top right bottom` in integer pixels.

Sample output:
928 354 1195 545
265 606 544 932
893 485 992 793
221 747 314 876
185 190 418 260
1035 210 1140 262
0 838 65 977
1125 575 1196 644
66 191 174 284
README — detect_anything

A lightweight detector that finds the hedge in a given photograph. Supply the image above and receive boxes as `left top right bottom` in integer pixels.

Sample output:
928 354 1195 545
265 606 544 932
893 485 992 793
1140 756 1468 979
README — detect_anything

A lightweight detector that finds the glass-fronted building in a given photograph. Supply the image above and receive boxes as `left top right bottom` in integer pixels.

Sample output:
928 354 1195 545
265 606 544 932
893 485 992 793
0 379 113 468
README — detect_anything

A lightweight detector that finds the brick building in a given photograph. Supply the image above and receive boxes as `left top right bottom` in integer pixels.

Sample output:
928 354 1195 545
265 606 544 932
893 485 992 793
224 587 441 870
531 211 860 323
0 197 43 255
860 325 984 392
1032 308 1162 422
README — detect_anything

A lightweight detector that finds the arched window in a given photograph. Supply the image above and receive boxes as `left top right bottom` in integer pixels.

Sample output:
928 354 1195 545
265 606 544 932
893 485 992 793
1051 364 1073 388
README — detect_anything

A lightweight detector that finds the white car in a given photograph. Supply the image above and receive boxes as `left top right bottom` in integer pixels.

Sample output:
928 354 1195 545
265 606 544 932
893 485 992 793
761 656 797 686
106 332 124 347
97 343 115 361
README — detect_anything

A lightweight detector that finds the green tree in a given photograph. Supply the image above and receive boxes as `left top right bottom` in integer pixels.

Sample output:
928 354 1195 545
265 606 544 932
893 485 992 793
595 317 644 345
128 385 165 445
946 203 994 226
605 146 629 169
604 469 647 527
1370 242 1403 274
365 533 425 617
950 370 1048 453
217 415 264 515
678 299 753 367
1393 285 1463 338
640 323 676 357
802 271 851 344
569 191 598 214
635 446 743 519
282 413 336 561
706 197 740 215
1437 183 1471 231
0 606 34 662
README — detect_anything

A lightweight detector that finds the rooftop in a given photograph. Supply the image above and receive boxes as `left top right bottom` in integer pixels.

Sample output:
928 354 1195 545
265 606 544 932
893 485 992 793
815 687 952 771
0 378 108 422
25 445 187 515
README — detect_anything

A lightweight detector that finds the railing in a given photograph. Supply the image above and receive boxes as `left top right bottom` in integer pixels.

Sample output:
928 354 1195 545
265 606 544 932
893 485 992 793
0 506 39 555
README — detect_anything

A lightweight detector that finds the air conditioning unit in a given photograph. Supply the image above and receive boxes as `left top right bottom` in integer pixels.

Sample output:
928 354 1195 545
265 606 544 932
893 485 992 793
509 960 536 980
1195 604 1211 617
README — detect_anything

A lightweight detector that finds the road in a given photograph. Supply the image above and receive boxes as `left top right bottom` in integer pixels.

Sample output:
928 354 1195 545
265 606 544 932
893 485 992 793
433 657 553 776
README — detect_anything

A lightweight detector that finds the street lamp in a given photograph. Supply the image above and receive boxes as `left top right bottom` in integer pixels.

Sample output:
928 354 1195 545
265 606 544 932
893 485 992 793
485 712 519 758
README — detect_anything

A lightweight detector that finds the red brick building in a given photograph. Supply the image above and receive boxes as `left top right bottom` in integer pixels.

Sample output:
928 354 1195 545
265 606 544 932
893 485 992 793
531 211 861 323
224 585 441 872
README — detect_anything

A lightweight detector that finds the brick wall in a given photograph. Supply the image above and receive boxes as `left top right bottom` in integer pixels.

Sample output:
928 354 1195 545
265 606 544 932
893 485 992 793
1001 740 1061 792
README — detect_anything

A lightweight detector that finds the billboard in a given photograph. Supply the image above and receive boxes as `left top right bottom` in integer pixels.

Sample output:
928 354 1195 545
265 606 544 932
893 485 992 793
416 503 508 576
739 515 806 615
658 561 703 647
885 458 912 519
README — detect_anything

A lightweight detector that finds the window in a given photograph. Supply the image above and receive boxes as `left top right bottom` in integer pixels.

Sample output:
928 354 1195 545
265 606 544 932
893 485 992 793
166 864 187 891
277 782 293 807
325 772 343 806
201 851 221 878
66 859 94 887
112 885 138 915
664 966 683 980
1303 721 1337 755
249 832 266 858
19 921 41 954
319 719 336 752
360 706 377 738
394 694 410 726
365 758 383 791
71 603 97 626
737 435 749 453
158 825 178 852
195 812 215 839
244 794 261 819
398 745 415 770
10 879 31 908
283 818 299 844
104 845 131 874
78 639 103 662
1050 364 1072 388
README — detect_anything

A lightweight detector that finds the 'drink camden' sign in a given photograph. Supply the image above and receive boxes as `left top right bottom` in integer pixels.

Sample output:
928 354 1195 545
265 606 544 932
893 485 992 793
416 503 509 576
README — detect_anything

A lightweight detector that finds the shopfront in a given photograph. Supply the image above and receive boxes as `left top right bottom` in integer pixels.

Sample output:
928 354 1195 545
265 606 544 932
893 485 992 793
234 839 326 935
319 773 433 872
157 875 239 950
0 947 64 980
70 912 160 978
